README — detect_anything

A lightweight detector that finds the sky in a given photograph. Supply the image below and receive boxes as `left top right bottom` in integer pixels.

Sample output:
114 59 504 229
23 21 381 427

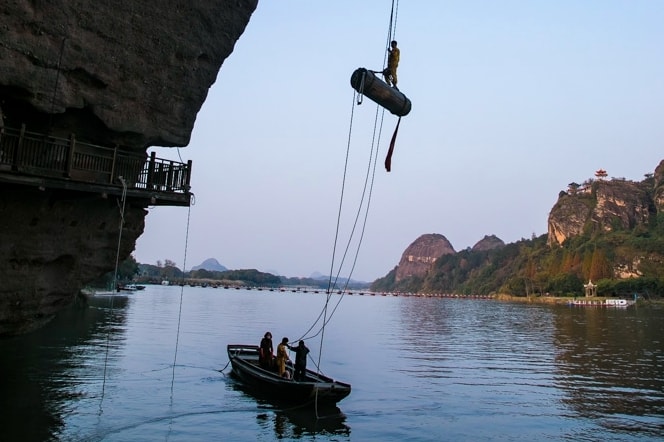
134 0 664 282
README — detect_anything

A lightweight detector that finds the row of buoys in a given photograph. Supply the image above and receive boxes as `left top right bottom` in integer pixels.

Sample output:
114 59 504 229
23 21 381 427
156 284 491 299
214 286 491 299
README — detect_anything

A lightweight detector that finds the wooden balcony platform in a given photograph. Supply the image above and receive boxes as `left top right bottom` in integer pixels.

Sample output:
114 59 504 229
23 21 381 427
0 125 192 206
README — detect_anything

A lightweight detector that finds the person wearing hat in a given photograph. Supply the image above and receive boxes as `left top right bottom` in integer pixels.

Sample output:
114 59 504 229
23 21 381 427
276 337 290 377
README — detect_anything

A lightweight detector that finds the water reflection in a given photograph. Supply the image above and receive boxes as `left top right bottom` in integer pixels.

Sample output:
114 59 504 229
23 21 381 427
4 288 664 440
0 294 130 441
264 407 349 439
229 376 350 438
553 306 664 436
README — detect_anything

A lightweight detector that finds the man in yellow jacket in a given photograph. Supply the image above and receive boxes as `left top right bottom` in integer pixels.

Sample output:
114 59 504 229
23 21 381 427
383 40 400 89
276 337 290 377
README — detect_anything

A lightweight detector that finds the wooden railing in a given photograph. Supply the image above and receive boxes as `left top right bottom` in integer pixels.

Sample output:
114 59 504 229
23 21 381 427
0 124 192 195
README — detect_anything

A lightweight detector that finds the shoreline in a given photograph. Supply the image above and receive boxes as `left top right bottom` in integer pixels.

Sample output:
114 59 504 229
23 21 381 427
494 294 663 306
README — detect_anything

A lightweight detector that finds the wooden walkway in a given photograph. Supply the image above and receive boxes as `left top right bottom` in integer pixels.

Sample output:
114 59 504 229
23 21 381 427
0 124 191 206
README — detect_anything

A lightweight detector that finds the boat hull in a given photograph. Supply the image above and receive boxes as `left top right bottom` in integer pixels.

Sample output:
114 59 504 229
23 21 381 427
227 344 351 407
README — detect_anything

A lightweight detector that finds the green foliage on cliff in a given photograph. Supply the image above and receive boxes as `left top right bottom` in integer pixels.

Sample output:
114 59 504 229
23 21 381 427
93 255 140 288
371 225 664 298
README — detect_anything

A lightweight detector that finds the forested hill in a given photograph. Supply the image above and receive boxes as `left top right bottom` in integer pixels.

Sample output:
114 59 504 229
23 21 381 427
371 160 664 298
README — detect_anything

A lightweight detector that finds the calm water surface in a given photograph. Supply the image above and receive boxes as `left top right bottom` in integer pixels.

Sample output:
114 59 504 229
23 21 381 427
1 285 663 441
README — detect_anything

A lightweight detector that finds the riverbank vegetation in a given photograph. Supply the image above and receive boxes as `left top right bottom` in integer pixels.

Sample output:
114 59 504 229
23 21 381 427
372 219 664 299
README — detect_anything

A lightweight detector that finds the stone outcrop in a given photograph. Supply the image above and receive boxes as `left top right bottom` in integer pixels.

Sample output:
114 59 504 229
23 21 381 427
547 166 662 247
471 235 505 252
653 160 664 213
0 1 257 335
0 186 145 335
395 234 455 282
547 195 594 246
0 0 258 147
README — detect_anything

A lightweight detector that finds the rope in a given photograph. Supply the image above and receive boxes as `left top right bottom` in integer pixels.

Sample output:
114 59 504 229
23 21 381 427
99 176 128 413
47 38 67 134
384 0 399 68
170 199 193 398
303 0 400 353
295 0 400 414
302 96 386 354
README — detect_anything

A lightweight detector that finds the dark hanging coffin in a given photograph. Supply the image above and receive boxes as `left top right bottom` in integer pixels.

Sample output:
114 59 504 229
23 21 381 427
350 68 412 117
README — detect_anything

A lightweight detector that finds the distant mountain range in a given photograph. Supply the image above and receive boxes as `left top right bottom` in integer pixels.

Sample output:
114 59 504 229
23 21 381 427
189 259 368 284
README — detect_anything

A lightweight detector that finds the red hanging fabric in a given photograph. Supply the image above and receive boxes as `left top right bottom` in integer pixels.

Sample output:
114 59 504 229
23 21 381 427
384 117 401 172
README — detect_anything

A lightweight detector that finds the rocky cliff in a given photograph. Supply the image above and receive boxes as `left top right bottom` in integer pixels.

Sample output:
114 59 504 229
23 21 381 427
653 160 664 213
375 161 664 296
0 0 257 147
0 1 258 335
547 162 664 247
395 234 455 282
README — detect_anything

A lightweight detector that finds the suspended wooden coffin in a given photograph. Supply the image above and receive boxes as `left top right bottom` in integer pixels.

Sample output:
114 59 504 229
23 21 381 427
350 68 412 117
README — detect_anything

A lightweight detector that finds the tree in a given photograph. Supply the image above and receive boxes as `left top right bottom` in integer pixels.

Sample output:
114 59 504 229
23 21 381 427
117 255 139 282
567 182 580 195
588 249 612 281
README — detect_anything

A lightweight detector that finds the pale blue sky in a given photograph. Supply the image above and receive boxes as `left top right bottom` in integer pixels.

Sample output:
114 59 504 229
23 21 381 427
135 0 664 281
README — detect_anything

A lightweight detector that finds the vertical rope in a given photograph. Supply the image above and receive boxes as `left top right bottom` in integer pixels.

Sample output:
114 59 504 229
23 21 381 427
170 201 193 398
47 38 66 134
312 0 402 357
384 0 399 66
302 3 402 416
99 176 128 413
316 91 358 373
325 91 358 296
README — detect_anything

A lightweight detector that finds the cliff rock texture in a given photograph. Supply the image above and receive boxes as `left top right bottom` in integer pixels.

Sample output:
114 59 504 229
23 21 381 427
0 0 258 335
0 0 257 147
395 234 455 282
547 168 662 247
375 160 664 296
0 186 145 334
653 160 664 213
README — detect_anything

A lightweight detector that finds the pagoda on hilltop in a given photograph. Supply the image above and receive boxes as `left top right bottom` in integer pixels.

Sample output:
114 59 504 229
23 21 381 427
595 169 608 180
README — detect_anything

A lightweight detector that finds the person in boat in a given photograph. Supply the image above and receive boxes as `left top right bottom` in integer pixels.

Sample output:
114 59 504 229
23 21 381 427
382 40 400 89
276 337 290 377
259 331 274 369
288 340 310 381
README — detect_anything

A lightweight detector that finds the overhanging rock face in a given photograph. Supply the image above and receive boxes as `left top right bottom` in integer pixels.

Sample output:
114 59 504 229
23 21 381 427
0 0 258 148
0 0 258 335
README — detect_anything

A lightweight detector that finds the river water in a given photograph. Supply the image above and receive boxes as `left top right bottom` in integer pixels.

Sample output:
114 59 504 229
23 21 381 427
1 285 663 441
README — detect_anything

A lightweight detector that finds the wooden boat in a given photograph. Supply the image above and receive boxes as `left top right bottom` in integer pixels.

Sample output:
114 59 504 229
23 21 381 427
227 344 351 407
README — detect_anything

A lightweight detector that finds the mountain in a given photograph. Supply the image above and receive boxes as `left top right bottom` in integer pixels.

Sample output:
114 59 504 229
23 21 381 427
472 235 505 252
310 271 326 280
395 234 455 282
372 160 664 298
191 258 227 272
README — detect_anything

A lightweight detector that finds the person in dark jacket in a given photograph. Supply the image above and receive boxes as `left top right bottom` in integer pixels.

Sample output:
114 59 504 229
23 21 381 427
288 340 310 381
259 331 274 369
